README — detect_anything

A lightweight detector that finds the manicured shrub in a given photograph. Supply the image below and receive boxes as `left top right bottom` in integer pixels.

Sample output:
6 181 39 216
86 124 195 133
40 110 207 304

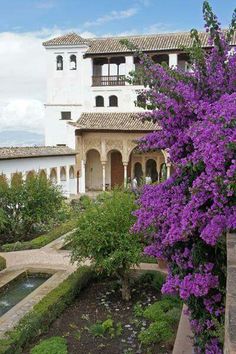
69 189 142 301
30 337 68 354
138 321 174 345
143 298 181 323
1 218 78 252
0 266 93 354
0 255 6 271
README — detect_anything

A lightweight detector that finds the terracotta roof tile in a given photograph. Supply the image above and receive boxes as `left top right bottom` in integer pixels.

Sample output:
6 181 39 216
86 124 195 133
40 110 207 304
43 30 236 54
69 112 159 131
43 32 90 47
0 146 76 160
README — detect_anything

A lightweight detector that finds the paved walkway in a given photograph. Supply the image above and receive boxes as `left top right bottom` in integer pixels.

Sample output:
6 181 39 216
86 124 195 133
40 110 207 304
0 233 76 271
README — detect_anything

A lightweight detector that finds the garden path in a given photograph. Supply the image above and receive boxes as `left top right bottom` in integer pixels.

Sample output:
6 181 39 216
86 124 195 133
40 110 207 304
0 232 163 272
0 234 78 270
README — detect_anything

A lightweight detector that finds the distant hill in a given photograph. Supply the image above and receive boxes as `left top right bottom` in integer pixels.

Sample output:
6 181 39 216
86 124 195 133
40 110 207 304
0 130 44 147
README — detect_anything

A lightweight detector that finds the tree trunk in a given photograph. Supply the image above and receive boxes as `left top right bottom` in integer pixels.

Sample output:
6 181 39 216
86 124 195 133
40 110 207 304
121 273 131 301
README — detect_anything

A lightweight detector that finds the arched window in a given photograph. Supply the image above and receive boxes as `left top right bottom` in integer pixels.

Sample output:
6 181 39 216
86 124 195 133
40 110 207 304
95 96 104 107
109 95 118 107
70 55 77 70
60 167 66 181
69 166 75 179
56 55 63 71
26 171 35 181
50 168 57 183
39 170 47 180
137 94 146 107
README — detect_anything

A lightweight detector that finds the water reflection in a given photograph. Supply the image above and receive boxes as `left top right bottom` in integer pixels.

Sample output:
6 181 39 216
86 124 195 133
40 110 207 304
0 273 50 316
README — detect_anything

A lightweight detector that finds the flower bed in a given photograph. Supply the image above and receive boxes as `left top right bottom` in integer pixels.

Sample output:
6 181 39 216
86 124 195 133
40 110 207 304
28 271 182 354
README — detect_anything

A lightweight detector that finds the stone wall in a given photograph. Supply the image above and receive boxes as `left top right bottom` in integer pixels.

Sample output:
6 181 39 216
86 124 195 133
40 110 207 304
225 232 236 354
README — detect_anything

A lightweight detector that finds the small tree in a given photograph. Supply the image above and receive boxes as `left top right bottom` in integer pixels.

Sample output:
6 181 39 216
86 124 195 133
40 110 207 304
0 173 64 243
69 189 142 301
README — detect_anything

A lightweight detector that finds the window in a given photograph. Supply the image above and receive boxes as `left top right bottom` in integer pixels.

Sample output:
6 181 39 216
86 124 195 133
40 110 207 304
50 168 57 183
109 95 118 107
70 55 77 70
137 94 146 107
61 112 71 120
69 166 75 179
56 55 63 70
60 167 66 181
95 96 104 107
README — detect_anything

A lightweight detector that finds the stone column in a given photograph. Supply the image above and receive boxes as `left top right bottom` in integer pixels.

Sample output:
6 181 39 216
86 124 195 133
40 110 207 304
123 163 128 187
169 53 178 68
6 173 11 184
125 56 135 79
167 163 171 179
46 168 51 180
66 165 70 196
102 163 106 192
56 166 60 185
79 160 86 194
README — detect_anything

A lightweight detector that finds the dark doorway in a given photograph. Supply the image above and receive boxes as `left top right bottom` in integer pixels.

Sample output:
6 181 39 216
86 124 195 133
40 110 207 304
146 159 158 182
111 151 124 187
134 162 143 185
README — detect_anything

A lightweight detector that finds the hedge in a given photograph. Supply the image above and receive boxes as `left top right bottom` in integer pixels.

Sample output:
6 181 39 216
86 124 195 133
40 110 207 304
0 266 94 354
0 255 6 271
1 218 78 252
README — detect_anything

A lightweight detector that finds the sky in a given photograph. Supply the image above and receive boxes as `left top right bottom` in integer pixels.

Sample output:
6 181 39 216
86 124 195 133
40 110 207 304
0 0 235 145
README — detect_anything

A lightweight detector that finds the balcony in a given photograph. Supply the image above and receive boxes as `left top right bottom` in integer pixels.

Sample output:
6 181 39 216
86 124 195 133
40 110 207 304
92 75 126 87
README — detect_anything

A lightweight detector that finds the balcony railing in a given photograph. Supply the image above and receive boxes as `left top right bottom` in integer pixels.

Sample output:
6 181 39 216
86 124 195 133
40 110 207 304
92 75 126 86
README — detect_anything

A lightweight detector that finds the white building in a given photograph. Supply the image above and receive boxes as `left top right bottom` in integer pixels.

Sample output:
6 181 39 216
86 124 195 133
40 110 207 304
1 30 234 195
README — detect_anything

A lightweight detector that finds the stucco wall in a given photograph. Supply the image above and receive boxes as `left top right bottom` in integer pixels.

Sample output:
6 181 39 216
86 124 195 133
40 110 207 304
0 155 77 196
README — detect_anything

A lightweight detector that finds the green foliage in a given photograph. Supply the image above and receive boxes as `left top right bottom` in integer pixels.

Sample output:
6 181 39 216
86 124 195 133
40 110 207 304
0 255 6 271
69 189 142 300
0 173 64 244
138 321 174 345
137 271 166 292
143 297 181 323
1 218 78 252
88 317 122 339
133 302 144 317
30 337 68 354
88 322 106 337
70 195 92 213
0 267 93 354
137 294 182 347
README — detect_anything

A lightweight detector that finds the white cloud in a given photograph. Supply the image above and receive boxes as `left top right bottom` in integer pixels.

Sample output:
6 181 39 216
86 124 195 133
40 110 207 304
83 8 138 28
0 99 44 133
0 31 47 135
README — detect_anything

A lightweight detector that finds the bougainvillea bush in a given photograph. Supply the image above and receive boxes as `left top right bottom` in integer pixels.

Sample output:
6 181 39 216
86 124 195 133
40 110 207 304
132 2 236 353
